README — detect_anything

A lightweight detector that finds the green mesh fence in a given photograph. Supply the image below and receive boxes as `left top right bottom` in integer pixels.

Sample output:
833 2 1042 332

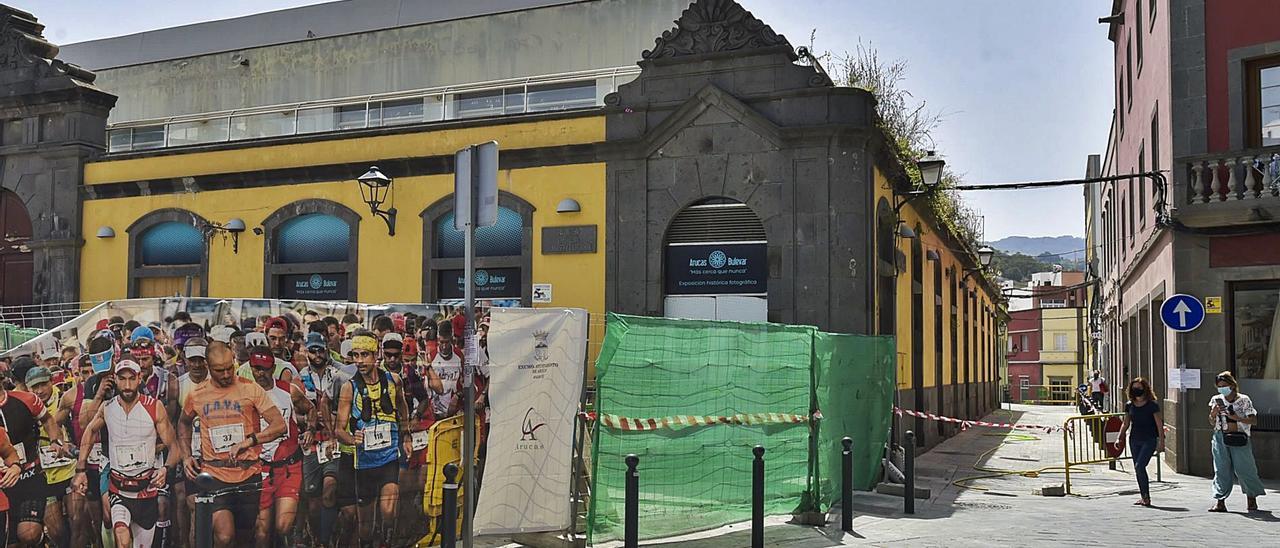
588 314 894 543
812 331 896 505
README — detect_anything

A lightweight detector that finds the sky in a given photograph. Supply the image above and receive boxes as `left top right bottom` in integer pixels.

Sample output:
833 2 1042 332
27 0 1114 240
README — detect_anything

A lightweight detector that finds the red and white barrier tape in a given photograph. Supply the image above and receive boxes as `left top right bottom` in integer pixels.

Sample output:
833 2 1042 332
894 406 1067 434
578 411 813 431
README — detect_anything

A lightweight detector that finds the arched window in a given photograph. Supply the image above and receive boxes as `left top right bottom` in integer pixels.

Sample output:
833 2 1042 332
262 201 360 301
875 198 896 335
421 193 533 304
661 197 768 322
127 210 209 298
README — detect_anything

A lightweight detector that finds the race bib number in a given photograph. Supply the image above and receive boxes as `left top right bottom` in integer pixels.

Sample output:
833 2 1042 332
13 443 26 465
316 440 336 464
410 430 430 451
209 424 245 454
115 443 148 468
191 421 202 457
87 443 108 466
39 446 74 469
363 423 392 451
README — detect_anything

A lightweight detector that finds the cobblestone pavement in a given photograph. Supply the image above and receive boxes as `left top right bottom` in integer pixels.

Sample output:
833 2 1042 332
571 403 1278 547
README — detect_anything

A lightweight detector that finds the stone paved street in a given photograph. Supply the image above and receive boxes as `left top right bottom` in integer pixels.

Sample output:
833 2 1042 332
579 404 1278 547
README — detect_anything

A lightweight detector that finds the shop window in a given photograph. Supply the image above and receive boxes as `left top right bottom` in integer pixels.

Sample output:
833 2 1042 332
263 202 360 301
434 207 524 258
1246 56 1280 147
421 193 533 304
128 211 208 298
1229 280 1280 424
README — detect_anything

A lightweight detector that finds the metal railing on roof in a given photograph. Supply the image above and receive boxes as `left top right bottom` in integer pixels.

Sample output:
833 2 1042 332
107 65 640 153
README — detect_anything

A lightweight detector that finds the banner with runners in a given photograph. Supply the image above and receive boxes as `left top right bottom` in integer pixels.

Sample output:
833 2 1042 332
474 307 587 535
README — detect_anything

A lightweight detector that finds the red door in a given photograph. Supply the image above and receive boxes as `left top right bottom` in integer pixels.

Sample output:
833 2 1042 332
0 189 33 307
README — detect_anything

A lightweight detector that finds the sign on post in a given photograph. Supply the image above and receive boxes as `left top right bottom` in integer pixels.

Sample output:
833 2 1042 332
1160 294 1205 332
454 141 498 230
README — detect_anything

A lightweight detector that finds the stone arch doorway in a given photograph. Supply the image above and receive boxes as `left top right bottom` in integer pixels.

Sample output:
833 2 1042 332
662 197 768 322
0 189 33 308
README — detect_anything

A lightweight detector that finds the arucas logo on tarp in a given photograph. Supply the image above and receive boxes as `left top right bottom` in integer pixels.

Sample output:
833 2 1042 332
520 407 548 444
474 270 490 286
309 274 323 290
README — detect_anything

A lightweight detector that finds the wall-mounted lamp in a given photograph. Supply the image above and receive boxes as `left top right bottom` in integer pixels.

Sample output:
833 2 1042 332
961 245 996 282
357 166 397 235
894 151 946 216
96 226 115 238
556 198 582 213
926 250 941 261
202 217 247 253
897 224 917 238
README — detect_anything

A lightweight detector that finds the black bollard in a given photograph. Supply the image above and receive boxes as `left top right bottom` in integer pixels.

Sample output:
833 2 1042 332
193 472 216 548
904 431 915 515
441 463 460 548
841 436 854 532
752 445 765 548
624 454 639 548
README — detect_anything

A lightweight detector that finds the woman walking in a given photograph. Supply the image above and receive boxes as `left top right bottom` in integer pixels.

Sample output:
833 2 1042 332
1114 377 1164 506
1208 371 1265 512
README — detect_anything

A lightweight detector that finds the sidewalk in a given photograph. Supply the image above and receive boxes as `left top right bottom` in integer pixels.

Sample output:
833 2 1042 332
578 403 1278 547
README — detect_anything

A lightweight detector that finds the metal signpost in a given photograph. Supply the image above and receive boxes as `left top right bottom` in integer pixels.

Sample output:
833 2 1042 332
454 140 498 548
1159 293 1205 477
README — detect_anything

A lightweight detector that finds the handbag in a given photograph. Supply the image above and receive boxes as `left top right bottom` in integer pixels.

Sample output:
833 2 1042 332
1223 431 1249 447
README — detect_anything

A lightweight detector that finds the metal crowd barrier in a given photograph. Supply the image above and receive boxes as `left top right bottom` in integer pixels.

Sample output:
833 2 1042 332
1061 413 1130 494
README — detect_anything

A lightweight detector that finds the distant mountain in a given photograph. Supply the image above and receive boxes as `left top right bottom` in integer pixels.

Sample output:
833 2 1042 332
986 235 1085 261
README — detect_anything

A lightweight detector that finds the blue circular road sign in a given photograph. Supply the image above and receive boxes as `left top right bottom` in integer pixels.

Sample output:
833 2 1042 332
1160 294 1206 332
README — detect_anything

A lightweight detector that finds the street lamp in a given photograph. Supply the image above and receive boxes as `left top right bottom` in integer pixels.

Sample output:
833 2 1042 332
357 166 397 235
894 151 947 215
977 245 995 267
917 150 946 189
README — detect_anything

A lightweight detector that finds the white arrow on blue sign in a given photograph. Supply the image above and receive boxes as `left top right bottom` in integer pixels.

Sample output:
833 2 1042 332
1160 294 1206 332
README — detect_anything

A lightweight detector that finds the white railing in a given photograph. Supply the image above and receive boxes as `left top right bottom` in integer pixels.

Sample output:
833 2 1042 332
107 65 640 153
1182 145 1280 204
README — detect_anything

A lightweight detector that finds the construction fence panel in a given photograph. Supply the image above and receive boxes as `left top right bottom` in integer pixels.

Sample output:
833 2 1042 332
812 331 896 506
588 314 813 543
588 313 895 542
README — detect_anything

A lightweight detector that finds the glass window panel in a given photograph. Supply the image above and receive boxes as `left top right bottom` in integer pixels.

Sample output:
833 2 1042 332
1261 66 1280 88
296 107 337 134
167 118 229 146
276 213 350 264
108 129 132 152
455 90 505 119
504 88 525 114
335 104 368 130
1263 107 1280 146
381 99 424 126
1261 86 1280 109
435 206 523 258
424 94 445 122
131 126 166 150
1232 283 1280 380
140 222 203 265
527 81 597 112
230 112 295 140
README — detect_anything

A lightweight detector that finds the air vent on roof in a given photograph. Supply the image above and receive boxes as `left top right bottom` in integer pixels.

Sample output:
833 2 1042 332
666 200 766 245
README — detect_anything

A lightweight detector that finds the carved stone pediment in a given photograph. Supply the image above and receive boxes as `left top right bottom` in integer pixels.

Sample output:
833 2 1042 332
0 5 96 83
642 0 793 61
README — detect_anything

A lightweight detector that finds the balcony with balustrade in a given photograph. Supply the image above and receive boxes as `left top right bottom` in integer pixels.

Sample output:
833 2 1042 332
1176 146 1280 227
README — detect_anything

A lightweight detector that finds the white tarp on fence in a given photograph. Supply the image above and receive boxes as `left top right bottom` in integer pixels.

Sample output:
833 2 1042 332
474 307 587 535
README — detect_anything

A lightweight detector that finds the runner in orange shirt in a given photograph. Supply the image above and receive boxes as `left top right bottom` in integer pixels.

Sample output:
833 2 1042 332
178 341 286 548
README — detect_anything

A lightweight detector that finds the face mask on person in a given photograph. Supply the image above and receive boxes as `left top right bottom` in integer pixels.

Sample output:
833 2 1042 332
1129 387 1145 398
1217 386 1232 397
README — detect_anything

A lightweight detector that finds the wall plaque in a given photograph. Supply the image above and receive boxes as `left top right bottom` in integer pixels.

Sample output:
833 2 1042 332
541 225 598 254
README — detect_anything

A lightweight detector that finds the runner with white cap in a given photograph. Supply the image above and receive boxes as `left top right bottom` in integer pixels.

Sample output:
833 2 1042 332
73 359 182 548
